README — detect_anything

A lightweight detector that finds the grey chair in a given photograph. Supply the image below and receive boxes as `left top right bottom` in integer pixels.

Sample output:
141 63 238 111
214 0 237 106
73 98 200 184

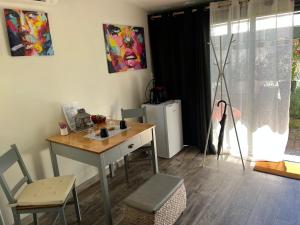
109 107 149 181
0 210 4 225
121 107 152 181
121 107 148 123
0 144 81 225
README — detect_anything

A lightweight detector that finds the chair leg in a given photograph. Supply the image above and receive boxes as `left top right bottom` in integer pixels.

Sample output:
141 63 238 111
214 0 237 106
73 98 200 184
124 155 129 183
148 149 153 164
109 163 115 178
52 213 60 225
33 213 38 225
12 208 21 225
125 154 130 168
60 209 67 225
72 186 82 223
0 210 4 225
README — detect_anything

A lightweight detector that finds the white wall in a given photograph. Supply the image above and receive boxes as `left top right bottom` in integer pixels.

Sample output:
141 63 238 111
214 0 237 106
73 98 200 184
0 0 152 223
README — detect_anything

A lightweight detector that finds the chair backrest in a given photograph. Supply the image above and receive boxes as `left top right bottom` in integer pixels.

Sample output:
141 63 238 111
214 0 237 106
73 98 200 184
121 107 147 123
0 144 32 204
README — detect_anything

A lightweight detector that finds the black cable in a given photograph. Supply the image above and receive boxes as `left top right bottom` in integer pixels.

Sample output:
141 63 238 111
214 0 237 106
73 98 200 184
144 78 155 103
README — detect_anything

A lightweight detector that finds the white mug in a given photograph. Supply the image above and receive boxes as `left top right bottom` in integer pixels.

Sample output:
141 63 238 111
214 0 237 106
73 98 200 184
60 127 68 136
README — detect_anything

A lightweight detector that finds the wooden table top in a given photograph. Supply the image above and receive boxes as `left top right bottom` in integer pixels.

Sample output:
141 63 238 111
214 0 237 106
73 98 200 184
47 121 155 154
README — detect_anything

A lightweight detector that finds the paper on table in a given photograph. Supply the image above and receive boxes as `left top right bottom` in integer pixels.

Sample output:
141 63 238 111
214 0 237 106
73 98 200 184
62 102 80 131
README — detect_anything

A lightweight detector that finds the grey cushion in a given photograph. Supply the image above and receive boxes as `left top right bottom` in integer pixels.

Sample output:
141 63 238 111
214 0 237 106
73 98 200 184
124 174 184 213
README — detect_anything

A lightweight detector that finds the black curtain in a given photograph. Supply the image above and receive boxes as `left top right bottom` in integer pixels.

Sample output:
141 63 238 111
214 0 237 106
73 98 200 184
296 0 300 11
148 6 216 154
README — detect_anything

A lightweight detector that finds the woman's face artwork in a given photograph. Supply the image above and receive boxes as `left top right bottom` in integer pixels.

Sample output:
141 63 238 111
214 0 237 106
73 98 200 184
4 9 54 56
103 24 147 73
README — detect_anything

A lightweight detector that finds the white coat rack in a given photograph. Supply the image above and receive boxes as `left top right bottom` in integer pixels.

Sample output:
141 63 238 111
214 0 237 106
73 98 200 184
202 34 245 170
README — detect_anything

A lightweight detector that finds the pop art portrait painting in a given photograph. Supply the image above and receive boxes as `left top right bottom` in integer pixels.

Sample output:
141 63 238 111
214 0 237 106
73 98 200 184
4 9 54 56
103 24 147 73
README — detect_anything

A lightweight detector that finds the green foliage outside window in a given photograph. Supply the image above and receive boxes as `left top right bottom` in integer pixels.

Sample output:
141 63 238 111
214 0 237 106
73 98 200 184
292 39 300 82
290 39 300 126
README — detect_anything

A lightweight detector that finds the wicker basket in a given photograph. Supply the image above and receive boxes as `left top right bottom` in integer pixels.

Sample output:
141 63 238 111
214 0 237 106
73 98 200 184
123 183 186 225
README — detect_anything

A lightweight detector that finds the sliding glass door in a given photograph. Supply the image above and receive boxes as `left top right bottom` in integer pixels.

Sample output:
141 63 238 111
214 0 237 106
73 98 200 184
210 0 294 162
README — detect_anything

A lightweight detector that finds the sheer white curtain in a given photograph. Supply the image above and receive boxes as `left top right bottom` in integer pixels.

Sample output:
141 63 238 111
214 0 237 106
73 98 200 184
210 0 294 161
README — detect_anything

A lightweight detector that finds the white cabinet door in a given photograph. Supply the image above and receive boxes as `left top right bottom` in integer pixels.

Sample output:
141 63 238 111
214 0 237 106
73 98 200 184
165 101 183 158
144 104 168 158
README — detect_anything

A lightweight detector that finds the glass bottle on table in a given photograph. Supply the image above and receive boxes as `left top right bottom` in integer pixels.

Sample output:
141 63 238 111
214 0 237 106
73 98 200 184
106 116 116 131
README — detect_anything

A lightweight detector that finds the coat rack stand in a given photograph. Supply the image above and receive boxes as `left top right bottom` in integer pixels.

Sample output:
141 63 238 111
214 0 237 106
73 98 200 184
202 34 245 170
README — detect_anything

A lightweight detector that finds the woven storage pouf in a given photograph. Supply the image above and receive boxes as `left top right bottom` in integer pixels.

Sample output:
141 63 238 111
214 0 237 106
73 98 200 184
123 174 186 225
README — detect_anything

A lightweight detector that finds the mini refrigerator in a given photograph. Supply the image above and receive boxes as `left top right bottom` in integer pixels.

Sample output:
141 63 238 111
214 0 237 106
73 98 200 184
143 100 183 158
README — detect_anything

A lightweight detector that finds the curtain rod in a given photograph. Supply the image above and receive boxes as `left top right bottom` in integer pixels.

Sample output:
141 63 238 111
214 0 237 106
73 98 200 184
150 8 198 19
205 0 249 9
150 0 249 19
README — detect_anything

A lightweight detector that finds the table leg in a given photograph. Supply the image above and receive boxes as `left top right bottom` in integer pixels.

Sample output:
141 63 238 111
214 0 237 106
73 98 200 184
151 128 159 174
98 155 113 225
49 142 60 176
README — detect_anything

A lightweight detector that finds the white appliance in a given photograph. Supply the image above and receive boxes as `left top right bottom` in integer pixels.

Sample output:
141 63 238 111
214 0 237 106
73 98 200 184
143 100 183 158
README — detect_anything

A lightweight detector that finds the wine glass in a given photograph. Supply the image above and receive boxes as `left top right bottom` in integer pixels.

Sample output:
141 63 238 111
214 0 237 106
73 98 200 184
107 117 116 129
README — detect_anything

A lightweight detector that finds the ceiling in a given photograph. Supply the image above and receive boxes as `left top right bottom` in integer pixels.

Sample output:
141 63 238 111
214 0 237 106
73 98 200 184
118 0 214 13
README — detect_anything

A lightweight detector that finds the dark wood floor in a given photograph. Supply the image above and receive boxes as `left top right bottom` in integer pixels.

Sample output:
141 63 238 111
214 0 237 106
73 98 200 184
34 147 300 225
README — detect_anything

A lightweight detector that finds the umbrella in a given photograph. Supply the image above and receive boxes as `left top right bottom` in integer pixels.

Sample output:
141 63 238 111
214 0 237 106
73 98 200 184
212 103 241 121
217 100 228 160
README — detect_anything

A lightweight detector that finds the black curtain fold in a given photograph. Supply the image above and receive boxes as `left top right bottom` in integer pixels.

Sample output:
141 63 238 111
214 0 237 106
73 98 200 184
296 0 300 10
148 7 216 154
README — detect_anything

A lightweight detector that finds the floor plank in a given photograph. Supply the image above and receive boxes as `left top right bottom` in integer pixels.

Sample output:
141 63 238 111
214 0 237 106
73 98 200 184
32 147 300 225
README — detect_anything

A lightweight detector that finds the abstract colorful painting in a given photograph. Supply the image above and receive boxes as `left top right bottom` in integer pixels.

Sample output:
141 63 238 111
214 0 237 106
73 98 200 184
103 24 147 73
4 9 54 56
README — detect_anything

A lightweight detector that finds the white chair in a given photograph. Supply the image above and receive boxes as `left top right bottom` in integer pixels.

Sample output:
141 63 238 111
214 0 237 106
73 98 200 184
0 144 81 225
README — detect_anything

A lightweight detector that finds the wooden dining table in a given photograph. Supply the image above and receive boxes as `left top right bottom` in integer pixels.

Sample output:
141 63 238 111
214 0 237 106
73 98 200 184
47 121 159 225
